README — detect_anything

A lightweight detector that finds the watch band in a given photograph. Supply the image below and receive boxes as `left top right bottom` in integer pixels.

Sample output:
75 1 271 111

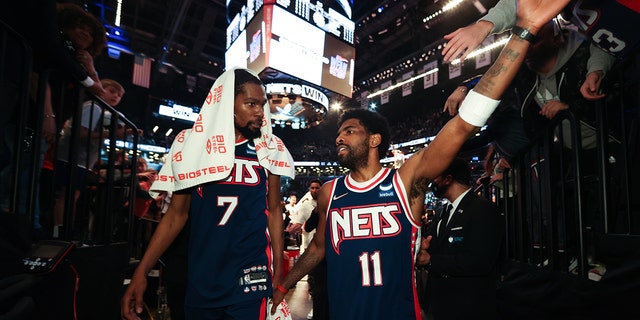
511 26 539 43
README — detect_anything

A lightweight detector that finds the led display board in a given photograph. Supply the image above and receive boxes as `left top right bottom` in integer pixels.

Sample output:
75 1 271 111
225 2 355 97
158 103 199 122
226 0 354 47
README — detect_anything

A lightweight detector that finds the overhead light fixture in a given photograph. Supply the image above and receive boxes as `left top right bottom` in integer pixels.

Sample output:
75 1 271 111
424 0 465 24
165 128 173 136
442 0 465 12
115 0 122 26
366 68 439 99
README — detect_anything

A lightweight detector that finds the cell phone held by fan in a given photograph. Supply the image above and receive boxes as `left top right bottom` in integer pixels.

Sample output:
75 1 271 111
22 240 75 274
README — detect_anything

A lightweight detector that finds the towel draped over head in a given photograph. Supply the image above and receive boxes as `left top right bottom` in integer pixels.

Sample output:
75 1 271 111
149 67 295 198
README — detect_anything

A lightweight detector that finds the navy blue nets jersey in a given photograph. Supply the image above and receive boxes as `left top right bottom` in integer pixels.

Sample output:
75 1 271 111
325 168 422 320
185 139 273 308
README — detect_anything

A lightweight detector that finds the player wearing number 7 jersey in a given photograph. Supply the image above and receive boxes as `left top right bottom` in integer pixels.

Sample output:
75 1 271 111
182 139 273 308
121 68 295 320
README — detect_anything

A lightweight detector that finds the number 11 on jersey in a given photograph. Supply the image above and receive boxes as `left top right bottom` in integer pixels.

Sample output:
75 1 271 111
359 251 383 286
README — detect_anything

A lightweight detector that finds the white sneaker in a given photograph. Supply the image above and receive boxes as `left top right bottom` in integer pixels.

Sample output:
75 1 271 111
307 308 313 319
588 263 606 281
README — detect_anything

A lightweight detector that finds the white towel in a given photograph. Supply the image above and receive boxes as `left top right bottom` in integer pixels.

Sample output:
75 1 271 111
150 67 295 197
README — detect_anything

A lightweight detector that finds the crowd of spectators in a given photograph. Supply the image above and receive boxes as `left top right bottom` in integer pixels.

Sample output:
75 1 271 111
145 107 451 165
388 109 450 144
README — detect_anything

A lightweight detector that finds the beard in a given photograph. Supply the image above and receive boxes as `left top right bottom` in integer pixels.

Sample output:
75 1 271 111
235 121 261 140
429 181 448 199
338 138 369 170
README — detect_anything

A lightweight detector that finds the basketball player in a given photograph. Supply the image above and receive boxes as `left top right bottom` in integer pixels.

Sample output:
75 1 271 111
122 68 295 320
270 0 567 318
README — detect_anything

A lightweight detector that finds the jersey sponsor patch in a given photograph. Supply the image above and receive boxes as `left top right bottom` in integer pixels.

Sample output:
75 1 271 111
379 183 393 191
239 271 268 285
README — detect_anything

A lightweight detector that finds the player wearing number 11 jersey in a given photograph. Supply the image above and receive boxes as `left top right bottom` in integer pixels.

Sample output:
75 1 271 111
272 104 501 319
325 167 422 319
273 4 570 314
272 108 468 320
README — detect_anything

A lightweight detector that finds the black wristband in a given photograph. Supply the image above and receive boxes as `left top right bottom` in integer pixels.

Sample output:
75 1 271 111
511 26 538 43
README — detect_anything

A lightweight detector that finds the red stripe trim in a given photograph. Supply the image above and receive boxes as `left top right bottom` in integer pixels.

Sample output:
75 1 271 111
345 167 390 191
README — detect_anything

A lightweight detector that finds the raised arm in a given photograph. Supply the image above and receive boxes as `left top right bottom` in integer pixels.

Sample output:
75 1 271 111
400 0 571 189
475 0 571 98
442 0 516 63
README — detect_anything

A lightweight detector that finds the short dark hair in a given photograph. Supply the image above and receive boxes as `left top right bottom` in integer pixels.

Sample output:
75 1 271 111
308 178 322 187
440 158 471 186
234 69 263 97
338 109 390 160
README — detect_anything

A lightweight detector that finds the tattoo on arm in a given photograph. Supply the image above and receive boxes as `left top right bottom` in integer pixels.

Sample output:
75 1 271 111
474 78 495 94
487 63 508 78
464 35 530 99
503 48 521 62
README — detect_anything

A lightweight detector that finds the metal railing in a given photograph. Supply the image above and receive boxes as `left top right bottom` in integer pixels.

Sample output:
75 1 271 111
480 86 636 278
1 18 140 249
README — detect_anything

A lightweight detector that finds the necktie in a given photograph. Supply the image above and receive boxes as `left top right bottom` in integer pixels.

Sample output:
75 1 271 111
439 204 452 236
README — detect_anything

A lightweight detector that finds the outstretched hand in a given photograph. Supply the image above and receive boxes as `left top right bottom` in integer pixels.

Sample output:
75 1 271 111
443 87 468 116
442 21 493 63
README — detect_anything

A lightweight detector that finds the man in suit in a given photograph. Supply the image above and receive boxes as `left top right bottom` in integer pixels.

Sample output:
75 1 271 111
417 157 504 319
